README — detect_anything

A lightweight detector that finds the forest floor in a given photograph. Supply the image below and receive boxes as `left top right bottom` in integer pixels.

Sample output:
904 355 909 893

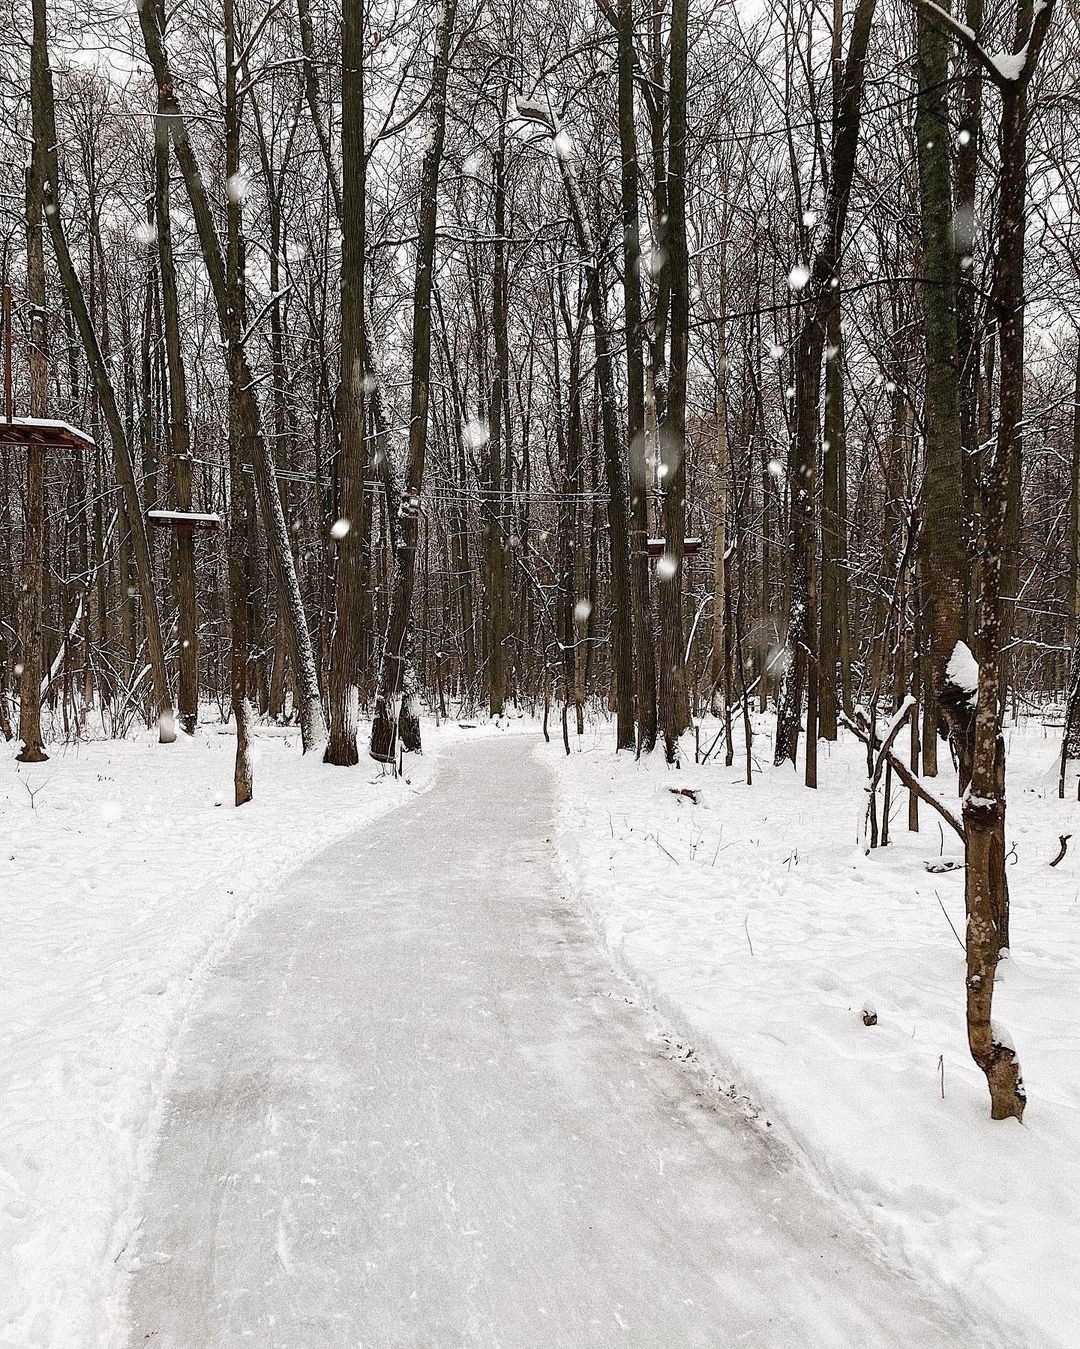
1 715 1070 1347
549 712 1080 1349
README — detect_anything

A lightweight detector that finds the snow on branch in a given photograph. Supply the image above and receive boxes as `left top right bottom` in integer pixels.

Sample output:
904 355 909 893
914 0 1054 89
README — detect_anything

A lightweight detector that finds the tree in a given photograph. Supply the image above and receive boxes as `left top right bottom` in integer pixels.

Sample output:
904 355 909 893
324 0 368 766
30 0 176 743
774 0 877 785
370 0 458 763
916 0 1057 1121
657 0 691 762
136 0 327 752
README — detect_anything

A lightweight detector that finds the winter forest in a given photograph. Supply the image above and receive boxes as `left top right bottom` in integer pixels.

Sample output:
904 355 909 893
2 0 1080 1343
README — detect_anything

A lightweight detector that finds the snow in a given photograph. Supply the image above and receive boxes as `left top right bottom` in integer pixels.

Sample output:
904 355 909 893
125 737 972 1346
0 724 433 1348
146 510 221 528
946 639 980 705
546 716 1080 1349
0 416 95 446
788 262 811 290
988 50 1027 81
8 711 1075 1345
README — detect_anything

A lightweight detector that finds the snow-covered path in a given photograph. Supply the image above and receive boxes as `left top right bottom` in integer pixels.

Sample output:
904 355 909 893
126 738 976 1348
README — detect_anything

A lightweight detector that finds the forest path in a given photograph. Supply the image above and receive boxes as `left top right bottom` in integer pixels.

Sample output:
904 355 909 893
126 736 981 1349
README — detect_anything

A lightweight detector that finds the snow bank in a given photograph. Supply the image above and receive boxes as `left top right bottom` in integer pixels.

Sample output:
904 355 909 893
0 723 435 1348
545 717 1079 1348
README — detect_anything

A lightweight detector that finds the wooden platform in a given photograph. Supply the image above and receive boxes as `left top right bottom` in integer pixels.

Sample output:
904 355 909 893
0 417 95 452
148 510 221 531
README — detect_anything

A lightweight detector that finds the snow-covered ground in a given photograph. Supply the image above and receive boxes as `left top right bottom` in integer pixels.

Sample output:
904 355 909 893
546 715 1080 1349
0 722 434 1349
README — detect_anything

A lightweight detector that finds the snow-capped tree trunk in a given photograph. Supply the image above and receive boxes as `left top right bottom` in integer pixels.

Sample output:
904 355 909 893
31 0 176 745
324 0 368 767
369 0 457 763
136 0 326 753
917 0 1056 1121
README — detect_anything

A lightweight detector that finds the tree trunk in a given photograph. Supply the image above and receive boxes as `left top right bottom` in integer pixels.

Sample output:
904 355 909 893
615 0 657 753
487 102 512 719
224 0 253 802
915 0 1054 1121
774 0 876 778
324 0 368 765
658 0 691 762
15 142 48 762
369 0 456 762
819 299 845 742
154 101 198 736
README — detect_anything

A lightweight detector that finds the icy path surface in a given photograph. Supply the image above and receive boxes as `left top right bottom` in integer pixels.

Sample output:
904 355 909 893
127 738 974 1348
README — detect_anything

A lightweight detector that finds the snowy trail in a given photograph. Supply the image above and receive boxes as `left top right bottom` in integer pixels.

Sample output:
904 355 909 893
126 738 976 1348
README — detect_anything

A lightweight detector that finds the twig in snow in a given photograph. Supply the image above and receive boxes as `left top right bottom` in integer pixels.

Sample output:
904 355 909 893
936 890 966 951
21 777 50 810
743 913 754 957
1050 834 1071 867
938 1054 945 1100
646 832 680 866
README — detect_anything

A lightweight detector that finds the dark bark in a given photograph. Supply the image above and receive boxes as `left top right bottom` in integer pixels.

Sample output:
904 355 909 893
487 101 512 718
370 0 457 762
774 0 877 780
325 0 368 765
31 0 175 742
615 0 657 753
658 0 691 762
136 0 326 750
154 98 198 737
224 0 253 803
16 136 48 762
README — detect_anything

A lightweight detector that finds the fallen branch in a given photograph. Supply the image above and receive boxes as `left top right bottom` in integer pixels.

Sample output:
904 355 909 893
1050 833 1071 868
841 711 965 841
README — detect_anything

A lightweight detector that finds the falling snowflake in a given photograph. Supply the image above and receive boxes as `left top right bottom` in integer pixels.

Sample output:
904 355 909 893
330 518 351 540
462 419 489 450
225 173 250 204
553 130 574 160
